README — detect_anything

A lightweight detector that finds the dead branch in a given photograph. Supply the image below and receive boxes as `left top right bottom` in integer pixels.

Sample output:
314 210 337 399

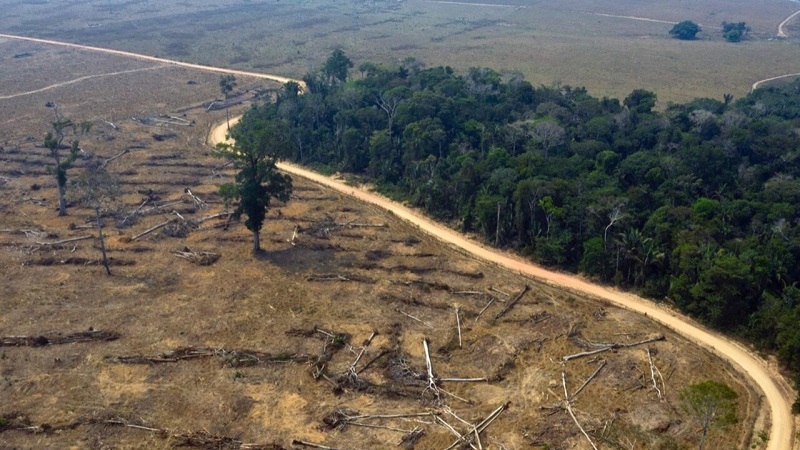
562 335 665 362
562 371 599 450
443 403 509 450
474 296 496 322
184 188 207 210
396 309 433 328
440 377 488 383
100 148 129 169
35 235 92 246
173 247 220 265
455 305 462 348
452 291 484 296
130 218 175 241
492 285 530 321
292 440 341 450
194 212 229 223
422 338 440 401
398 428 425 448
647 348 662 399
356 349 389 374
570 360 606 400
489 286 510 297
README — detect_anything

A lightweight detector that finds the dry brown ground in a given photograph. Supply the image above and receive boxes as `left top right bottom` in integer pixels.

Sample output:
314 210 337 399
0 46 764 450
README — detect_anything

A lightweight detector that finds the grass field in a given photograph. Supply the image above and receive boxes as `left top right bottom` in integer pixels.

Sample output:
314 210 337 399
1 0 799 103
0 36 771 449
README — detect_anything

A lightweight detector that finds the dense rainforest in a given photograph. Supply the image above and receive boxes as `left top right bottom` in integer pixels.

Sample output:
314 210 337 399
236 51 800 408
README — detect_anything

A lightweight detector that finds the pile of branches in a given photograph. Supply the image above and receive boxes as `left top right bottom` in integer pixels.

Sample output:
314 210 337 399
161 218 198 238
172 247 220 265
0 329 119 347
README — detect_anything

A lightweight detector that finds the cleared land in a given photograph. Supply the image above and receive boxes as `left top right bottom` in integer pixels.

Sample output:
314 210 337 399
1 0 800 103
0 40 778 449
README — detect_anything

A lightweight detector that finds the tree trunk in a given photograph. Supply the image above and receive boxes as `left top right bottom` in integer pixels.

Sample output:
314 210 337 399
252 230 261 253
95 208 111 275
57 181 67 216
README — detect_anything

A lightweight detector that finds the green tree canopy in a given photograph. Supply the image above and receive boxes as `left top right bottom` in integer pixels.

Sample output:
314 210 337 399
670 20 701 40
681 380 738 450
721 21 749 42
217 106 292 253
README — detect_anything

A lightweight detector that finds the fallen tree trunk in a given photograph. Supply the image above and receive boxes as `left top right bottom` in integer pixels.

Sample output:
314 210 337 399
492 284 530 321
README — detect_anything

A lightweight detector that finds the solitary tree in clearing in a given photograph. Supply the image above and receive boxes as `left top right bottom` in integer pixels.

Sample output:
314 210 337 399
43 105 91 216
670 20 701 40
721 21 750 42
681 380 738 450
216 109 292 253
219 74 237 130
72 161 118 275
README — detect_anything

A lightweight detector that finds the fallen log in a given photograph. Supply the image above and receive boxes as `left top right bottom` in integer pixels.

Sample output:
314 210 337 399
35 235 93 246
562 335 665 362
1 329 119 347
492 285 530 321
292 440 341 450
130 218 175 241
562 371 599 450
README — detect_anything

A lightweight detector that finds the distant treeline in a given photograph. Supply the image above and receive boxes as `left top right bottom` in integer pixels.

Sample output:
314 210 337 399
237 53 800 409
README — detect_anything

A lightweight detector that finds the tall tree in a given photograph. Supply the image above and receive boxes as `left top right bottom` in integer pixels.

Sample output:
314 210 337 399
324 49 353 84
216 111 292 253
219 74 237 130
43 106 90 216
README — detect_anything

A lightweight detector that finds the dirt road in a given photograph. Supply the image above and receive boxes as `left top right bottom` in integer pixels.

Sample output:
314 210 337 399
0 31 792 450
211 117 795 450
779 8 800 37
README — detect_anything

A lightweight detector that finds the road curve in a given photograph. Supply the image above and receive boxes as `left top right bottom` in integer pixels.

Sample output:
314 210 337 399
211 118 795 450
779 8 800 37
752 72 800 91
0 31 791 450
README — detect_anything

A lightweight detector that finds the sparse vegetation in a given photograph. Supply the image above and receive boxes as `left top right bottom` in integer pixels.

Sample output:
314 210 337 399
681 380 738 450
670 20 701 40
722 21 751 42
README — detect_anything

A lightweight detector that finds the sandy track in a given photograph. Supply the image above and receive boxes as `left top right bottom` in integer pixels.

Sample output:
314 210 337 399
0 65 167 101
0 31 791 450
752 71 800 91
779 8 800 37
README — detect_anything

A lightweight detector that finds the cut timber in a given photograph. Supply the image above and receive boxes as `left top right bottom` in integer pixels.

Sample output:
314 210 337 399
423 338 440 399
130 218 175 241
562 335 665 362
570 360 606 400
100 148 129 169
35 235 93 246
492 285 530 321
443 403 509 450
562 371 599 450
647 348 663 399
292 440 341 450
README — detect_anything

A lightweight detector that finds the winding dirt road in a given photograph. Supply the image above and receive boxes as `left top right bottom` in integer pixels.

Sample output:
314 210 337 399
779 8 800 37
0 31 793 450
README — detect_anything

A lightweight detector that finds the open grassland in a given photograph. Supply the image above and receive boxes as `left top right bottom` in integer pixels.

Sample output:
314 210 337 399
0 0 799 103
0 42 768 449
